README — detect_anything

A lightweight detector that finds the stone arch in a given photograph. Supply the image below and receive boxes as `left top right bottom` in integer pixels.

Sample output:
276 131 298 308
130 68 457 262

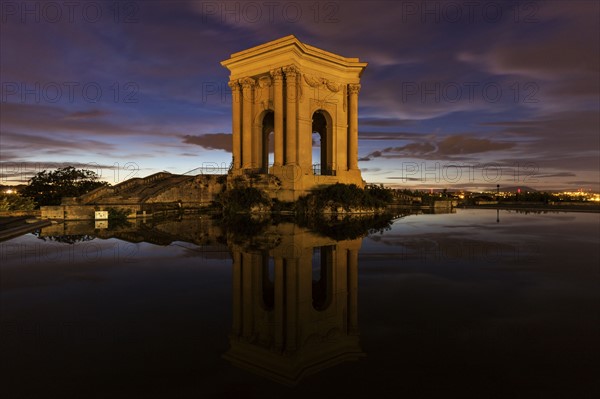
311 109 334 175
256 109 274 173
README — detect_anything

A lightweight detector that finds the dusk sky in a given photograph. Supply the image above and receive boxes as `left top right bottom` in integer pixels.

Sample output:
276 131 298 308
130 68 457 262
1 0 598 191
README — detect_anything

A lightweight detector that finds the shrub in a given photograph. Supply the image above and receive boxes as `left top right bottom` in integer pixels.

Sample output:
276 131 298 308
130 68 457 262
365 184 394 203
107 207 130 221
0 193 36 211
297 183 393 214
217 187 270 214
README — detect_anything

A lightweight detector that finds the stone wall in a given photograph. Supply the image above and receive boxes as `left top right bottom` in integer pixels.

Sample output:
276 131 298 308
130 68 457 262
40 206 65 219
41 174 227 220
0 210 41 217
145 175 225 207
41 204 140 220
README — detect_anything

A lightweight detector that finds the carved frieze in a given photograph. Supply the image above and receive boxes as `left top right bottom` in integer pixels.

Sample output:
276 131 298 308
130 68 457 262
258 76 272 88
303 74 341 92
260 100 273 110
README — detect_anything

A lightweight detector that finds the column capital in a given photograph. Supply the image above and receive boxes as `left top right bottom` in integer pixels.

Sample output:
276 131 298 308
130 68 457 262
240 77 256 90
270 68 284 81
348 83 361 95
228 80 240 91
283 65 300 79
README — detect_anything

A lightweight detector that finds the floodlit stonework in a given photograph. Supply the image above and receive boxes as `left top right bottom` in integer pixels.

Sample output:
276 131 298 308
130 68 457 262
221 35 367 201
40 172 226 220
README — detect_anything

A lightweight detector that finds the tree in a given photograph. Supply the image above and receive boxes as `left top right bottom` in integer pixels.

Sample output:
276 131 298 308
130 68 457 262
0 193 36 211
21 166 109 207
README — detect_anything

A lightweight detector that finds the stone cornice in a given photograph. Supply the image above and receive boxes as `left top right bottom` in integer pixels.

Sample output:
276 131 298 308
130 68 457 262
222 35 367 72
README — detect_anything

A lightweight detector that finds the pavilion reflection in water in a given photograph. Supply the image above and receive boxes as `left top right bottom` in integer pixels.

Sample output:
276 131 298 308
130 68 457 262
225 223 364 385
38 217 369 385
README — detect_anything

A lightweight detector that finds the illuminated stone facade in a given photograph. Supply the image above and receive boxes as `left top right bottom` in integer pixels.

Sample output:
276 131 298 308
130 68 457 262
221 35 367 200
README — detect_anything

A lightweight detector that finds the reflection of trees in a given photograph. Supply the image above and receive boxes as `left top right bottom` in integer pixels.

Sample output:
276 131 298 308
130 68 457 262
34 213 398 247
218 212 398 242
216 214 271 245
33 230 95 244
508 209 562 215
105 218 132 230
297 212 396 240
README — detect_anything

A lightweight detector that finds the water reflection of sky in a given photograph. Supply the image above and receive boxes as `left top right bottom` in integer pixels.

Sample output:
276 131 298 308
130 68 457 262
355 209 599 399
1 209 598 398
361 209 599 271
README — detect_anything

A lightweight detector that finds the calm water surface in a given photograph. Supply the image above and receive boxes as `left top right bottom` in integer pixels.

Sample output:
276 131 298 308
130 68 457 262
1 209 598 398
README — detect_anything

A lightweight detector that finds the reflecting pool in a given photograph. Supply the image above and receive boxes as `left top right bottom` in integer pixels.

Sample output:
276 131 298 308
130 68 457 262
1 209 598 398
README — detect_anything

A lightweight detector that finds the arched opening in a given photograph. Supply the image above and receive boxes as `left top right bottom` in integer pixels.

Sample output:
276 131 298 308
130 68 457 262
261 111 274 173
312 246 333 311
311 110 333 175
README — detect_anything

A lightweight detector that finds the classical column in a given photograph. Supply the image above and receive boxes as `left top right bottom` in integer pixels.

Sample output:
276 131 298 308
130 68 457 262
348 249 359 335
283 65 299 165
228 80 241 170
270 68 284 166
348 83 361 170
241 77 255 169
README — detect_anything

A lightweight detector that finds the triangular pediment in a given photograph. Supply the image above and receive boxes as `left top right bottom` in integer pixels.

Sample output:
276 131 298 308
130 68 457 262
221 35 367 80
